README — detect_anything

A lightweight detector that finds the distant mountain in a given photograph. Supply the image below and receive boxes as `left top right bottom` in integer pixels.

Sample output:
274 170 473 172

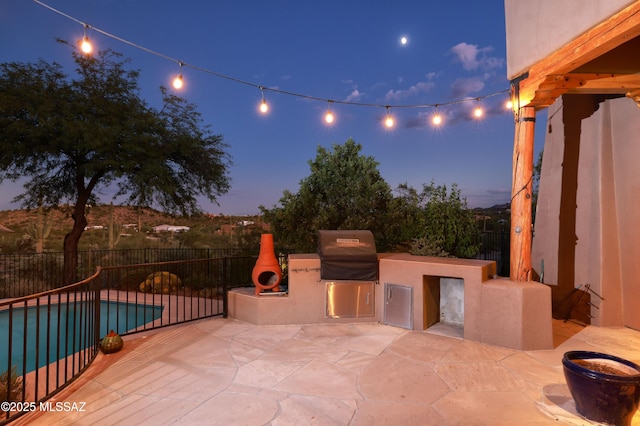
488 203 510 211
0 205 262 235
473 203 510 212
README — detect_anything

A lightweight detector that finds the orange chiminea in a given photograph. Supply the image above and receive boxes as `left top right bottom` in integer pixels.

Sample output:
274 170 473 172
252 233 283 295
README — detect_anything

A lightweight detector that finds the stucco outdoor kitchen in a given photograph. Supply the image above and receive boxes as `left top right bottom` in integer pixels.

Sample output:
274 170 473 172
230 230 552 351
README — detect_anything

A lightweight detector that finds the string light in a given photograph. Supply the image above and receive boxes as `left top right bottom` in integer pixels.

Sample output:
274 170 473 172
384 107 395 128
324 101 335 124
258 87 269 114
172 62 184 90
259 99 269 113
80 24 92 54
473 99 483 119
432 105 443 126
33 0 512 131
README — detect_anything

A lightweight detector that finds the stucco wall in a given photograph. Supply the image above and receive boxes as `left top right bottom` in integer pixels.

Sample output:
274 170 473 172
504 0 634 79
531 100 563 284
532 95 640 329
576 97 640 328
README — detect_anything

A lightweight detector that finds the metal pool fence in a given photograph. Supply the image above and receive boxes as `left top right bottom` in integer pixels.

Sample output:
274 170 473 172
0 252 282 425
0 248 256 299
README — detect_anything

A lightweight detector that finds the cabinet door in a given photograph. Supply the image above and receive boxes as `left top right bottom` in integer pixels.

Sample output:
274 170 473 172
384 283 413 329
326 281 374 318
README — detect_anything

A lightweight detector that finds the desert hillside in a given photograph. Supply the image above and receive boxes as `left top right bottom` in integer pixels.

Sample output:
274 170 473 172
0 205 193 234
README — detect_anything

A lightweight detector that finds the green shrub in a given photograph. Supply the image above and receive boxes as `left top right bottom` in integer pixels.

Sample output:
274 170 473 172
422 182 479 258
409 237 451 257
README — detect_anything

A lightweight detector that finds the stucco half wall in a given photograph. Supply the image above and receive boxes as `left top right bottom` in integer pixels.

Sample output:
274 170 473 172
378 254 552 350
229 254 553 350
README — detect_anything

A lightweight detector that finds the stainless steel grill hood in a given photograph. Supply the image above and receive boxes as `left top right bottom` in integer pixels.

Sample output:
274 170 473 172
317 230 378 281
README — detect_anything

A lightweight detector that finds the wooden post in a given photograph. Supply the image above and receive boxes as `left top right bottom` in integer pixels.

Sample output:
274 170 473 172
510 106 536 282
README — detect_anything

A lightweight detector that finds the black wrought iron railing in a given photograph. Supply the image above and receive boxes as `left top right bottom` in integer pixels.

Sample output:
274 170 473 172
0 270 101 425
476 231 510 277
0 248 256 299
0 252 276 425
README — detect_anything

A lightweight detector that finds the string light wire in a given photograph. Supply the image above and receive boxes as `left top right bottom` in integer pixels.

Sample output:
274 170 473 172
32 0 510 118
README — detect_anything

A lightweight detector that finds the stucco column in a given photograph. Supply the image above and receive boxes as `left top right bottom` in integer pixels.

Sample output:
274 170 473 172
510 106 536 282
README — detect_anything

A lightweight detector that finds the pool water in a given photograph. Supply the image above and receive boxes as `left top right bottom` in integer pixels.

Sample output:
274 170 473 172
0 301 163 374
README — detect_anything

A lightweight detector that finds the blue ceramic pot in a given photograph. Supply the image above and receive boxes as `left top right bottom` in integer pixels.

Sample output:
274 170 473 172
562 351 640 426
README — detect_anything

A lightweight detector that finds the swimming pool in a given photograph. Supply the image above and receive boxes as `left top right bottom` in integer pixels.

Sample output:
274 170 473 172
0 301 163 375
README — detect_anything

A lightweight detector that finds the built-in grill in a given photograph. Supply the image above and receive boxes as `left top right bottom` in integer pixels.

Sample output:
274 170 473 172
317 230 378 280
317 230 378 318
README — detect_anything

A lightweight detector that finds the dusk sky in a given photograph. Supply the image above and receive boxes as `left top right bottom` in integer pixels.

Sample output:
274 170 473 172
1 1 546 215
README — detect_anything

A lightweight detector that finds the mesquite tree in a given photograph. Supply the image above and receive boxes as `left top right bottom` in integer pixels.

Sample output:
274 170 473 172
0 46 231 283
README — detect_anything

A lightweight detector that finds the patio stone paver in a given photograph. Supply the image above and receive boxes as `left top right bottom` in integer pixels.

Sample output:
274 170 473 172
275 360 361 400
358 351 449 404
433 391 559 425
275 394 356 425
12 318 640 425
434 361 533 392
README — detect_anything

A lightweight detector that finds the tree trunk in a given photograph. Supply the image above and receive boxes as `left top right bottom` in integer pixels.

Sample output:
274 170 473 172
63 201 88 285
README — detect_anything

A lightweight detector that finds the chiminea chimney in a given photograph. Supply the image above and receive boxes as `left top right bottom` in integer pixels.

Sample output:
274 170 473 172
251 233 283 295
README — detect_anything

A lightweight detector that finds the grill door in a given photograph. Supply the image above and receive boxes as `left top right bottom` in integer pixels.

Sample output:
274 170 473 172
326 281 374 318
384 283 413 329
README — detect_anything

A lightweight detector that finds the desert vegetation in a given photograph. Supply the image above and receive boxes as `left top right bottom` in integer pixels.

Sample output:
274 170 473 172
0 205 266 254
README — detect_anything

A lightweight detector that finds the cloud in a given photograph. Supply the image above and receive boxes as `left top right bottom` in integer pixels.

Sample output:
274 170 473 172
450 77 485 98
384 81 436 103
344 89 364 102
450 42 504 71
370 81 388 92
403 110 437 129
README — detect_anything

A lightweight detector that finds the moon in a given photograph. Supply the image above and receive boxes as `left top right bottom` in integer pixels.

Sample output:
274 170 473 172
400 36 408 45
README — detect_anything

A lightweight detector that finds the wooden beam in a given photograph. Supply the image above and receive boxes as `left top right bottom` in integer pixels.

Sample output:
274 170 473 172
627 88 640 106
510 106 536 282
576 73 640 92
526 73 640 105
516 1 640 109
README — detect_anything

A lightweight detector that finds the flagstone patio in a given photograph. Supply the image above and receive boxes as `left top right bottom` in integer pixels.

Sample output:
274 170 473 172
13 318 640 425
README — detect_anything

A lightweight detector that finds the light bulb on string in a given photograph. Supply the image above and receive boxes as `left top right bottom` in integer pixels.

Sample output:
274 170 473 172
172 62 184 90
432 105 443 126
29 0 516 134
80 25 92 54
473 99 483 119
384 107 395 129
172 74 183 90
259 99 269 114
324 101 335 124
258 87 269 114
